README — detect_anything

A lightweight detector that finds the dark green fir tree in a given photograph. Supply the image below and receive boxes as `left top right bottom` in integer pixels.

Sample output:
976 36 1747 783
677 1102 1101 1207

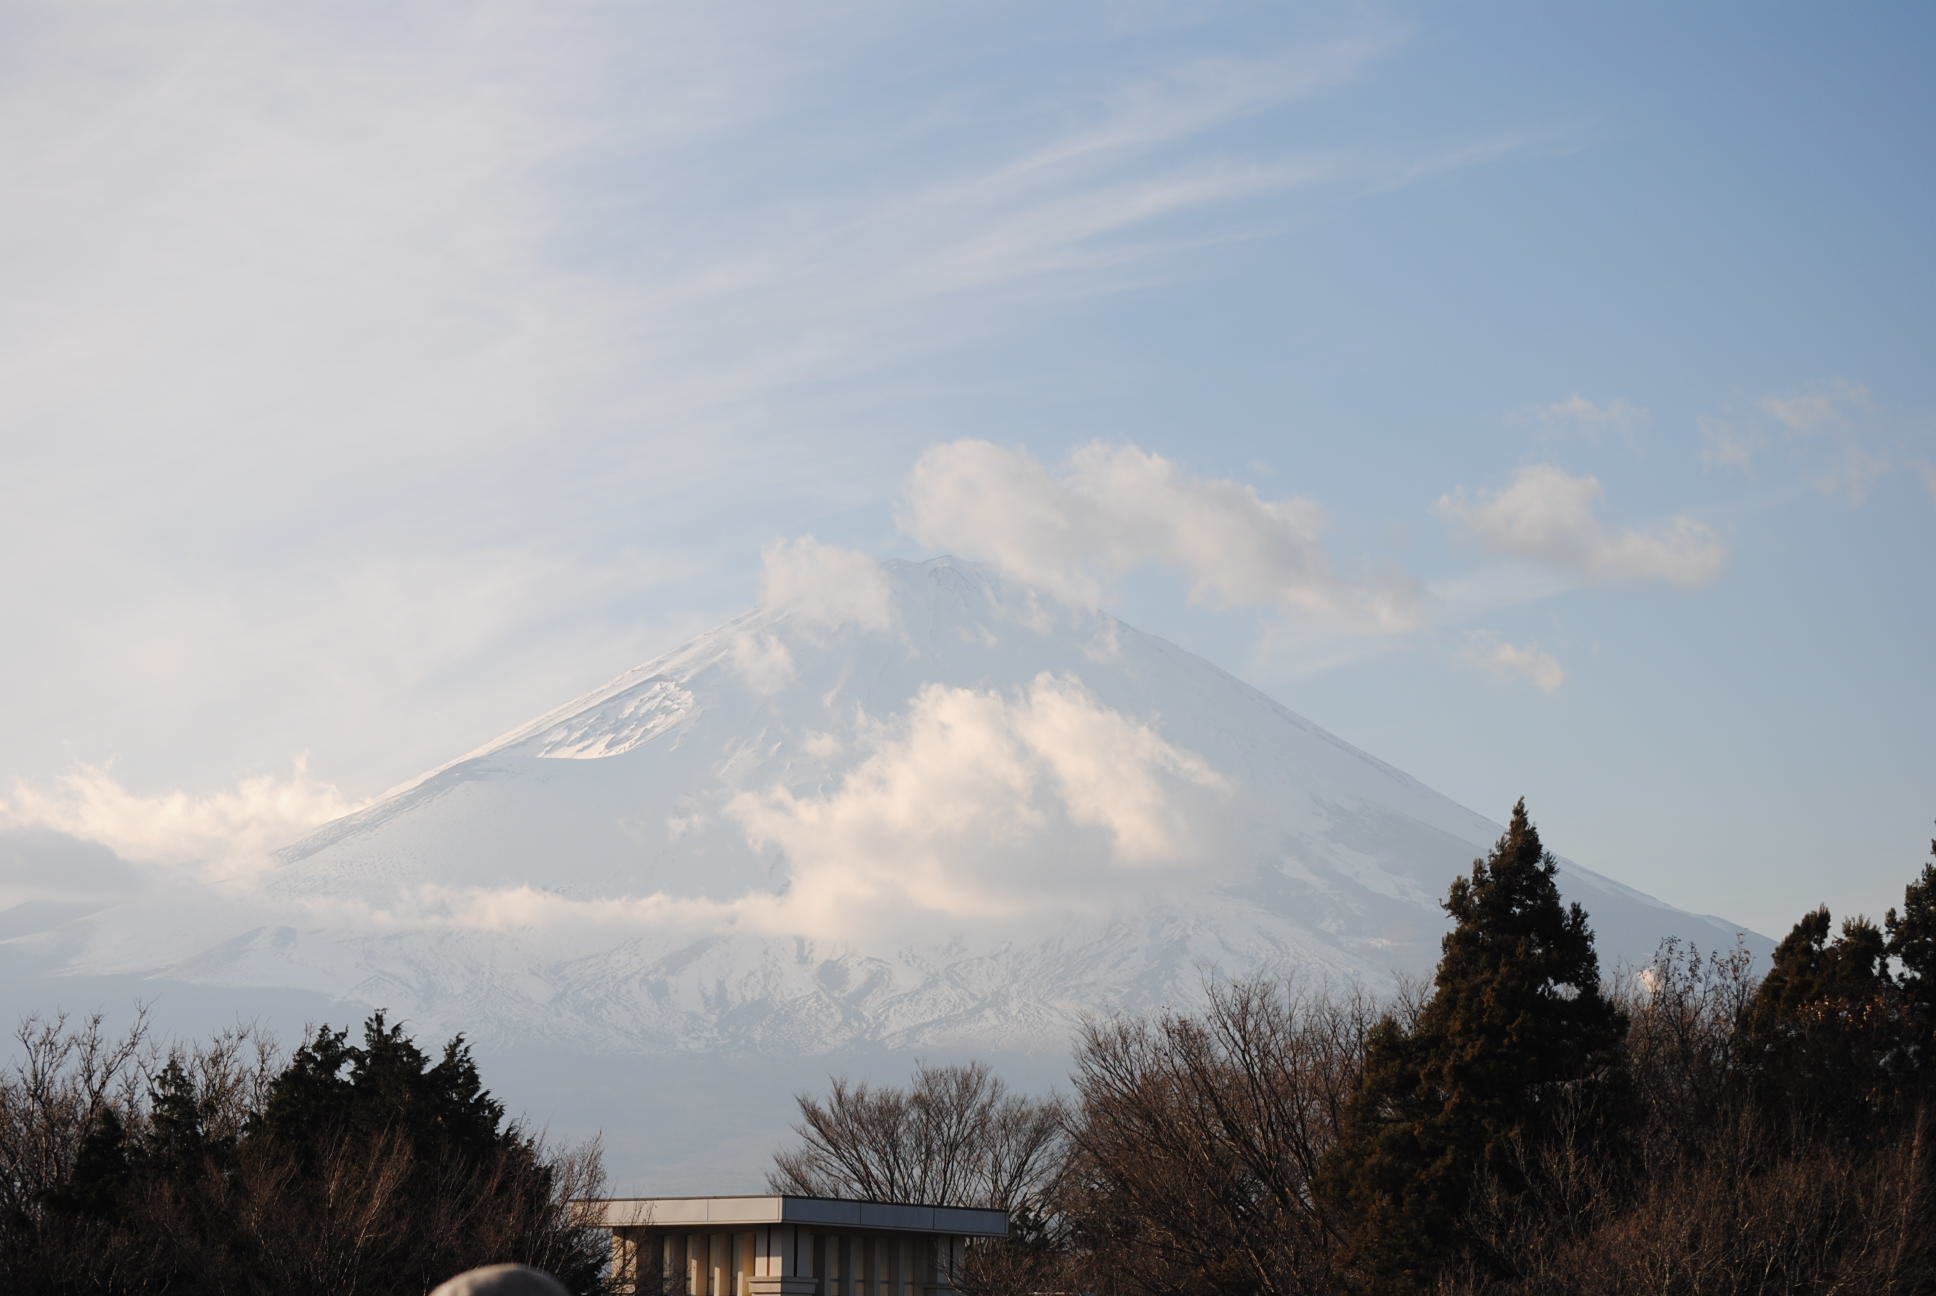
140 1056 229 1186
1885 834 1936 1081
1744 904 1899 1131
1320 799 1627 1292
43 1106 132 1223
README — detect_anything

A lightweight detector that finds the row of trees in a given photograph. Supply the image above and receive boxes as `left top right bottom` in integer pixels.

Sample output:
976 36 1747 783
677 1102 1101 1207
0 1010 609 1295
773 803 1936 1294
7 801 1929 1293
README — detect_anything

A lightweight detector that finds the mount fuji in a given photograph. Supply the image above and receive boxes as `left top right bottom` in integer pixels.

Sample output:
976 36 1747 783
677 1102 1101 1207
6 555 1758 1186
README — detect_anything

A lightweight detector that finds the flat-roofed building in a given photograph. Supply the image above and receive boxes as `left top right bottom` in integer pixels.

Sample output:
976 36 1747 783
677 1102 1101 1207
574 1194 1009 1296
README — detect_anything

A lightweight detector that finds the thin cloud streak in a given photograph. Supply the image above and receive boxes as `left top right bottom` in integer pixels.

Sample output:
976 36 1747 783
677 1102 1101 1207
1460 636 1565 695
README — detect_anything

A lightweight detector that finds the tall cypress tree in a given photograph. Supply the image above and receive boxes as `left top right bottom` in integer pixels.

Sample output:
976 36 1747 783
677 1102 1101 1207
1321 799 1627 1290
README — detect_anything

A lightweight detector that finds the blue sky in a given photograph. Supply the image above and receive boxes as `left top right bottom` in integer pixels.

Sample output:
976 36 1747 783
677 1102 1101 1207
1 2 1931 938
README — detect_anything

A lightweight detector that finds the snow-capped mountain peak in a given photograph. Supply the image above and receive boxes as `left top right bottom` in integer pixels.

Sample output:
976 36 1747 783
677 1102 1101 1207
186 554 1751 1055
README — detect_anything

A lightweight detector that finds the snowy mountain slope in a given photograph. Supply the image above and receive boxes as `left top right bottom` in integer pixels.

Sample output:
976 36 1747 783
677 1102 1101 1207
55 557 1753 1056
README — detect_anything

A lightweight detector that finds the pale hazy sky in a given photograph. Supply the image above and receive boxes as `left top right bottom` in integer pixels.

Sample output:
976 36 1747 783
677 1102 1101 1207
2 2 1932 938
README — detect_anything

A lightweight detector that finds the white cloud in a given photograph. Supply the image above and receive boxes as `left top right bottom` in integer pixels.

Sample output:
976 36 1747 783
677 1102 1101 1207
1760 379 1871 434
1460 636 1565 694
1435 464 1726 587
801 731 844 759
1534 394 1650 436
1814 444 1894 504
727 673 1227 937
1700 380 1909 503
296 883 738 935
1697 414 1762 470
0 761 361 884
1921 463 1936 502
758 537 895 631
900 440 1417 630
730 632 798 694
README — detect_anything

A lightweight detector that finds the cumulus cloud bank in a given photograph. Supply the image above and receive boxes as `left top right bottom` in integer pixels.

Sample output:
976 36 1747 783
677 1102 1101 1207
0 761 362 885
900 439 1416 629
729 672 1228 936
1435 465 1725 587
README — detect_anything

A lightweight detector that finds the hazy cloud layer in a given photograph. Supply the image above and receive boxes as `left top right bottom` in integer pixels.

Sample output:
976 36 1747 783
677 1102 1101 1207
1436 465 1726 587
0 829 146 907
5 5 1471 802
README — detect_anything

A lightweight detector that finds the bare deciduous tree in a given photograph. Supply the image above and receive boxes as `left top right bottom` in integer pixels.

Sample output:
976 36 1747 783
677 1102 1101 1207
770 1062 1071 1296
1063 976 1386 1296
769 1060 1066 1211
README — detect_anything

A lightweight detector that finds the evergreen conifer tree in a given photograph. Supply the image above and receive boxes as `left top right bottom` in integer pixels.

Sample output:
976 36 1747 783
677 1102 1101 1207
254 1023 355 1152
43 1107 131 1222
1885 836 1936 1079
1320 799 1627 1291
140 1057 229 1185
256 1011 506 1164
1745 905 1900 1130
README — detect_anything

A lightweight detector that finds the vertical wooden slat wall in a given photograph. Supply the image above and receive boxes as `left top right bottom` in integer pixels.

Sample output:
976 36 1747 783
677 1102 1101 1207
612 1221 983 1295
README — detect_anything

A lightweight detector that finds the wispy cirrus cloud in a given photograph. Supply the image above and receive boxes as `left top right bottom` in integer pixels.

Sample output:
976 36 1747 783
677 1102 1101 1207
3 5 1524 802
1532 394 1651 438
1759 379 1872 434
1697 413 1763 470
1700 378 1913 504
1460 635 1565 695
